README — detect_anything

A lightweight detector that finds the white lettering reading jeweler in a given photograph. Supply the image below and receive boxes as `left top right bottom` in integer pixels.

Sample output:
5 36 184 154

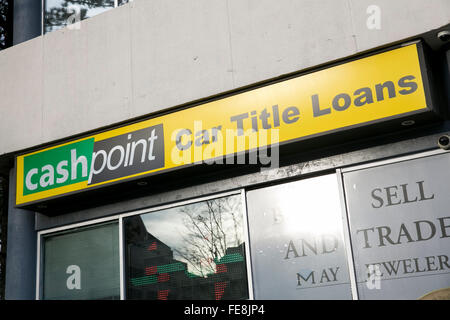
25 149 89 191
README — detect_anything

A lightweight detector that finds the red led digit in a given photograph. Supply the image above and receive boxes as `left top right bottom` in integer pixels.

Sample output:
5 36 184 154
158 273 170 282
216 264 227 274
145 266 157 275
214 282 228 300
157 290 169 300
147 242 158 251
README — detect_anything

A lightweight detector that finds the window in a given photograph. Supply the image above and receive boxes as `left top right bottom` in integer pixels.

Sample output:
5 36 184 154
342 152 450 299
246 174 353 299
44 0 129 33
40 222 120 300
37 191 250 300
124 194 250 300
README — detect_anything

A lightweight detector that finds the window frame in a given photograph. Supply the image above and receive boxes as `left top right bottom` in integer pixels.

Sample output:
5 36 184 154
36 214 122 300
36 189 254 300
245 172 358 300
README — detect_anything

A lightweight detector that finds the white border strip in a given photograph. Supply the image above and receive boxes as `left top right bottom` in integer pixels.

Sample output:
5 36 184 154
35 228 42 300
241 189 255 300
119 216 125 300
336 170 359 300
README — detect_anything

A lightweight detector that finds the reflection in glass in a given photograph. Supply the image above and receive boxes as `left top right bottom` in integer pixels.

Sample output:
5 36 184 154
246 174 352 299
124 195 249 300
44 0 115 33
42 222 120 300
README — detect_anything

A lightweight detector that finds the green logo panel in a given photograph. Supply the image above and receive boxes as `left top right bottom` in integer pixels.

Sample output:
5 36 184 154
23 139 94 195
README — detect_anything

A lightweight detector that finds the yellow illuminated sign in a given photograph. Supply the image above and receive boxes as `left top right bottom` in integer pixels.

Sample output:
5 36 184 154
16 43 433 206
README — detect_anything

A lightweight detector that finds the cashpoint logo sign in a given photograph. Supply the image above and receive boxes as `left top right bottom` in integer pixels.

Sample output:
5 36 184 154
16 43 432 206
19 125 164 198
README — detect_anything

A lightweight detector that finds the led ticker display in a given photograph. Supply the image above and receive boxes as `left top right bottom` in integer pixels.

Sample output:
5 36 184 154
124 194 249 300
129 247 246 300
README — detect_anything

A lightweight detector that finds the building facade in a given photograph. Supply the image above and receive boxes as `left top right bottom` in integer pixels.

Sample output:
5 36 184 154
0 0 449 300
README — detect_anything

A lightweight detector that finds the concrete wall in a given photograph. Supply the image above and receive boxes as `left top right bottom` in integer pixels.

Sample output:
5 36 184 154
0 0 449 155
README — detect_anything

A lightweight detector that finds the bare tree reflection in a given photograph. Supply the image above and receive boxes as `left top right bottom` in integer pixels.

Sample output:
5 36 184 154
44 0 114 33
125 195 249 300
173 197 243 277
0 0 13 50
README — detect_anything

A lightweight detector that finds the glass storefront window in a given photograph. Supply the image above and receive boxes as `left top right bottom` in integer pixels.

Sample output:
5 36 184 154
36 152 450 300
44 0 115 33
124 194 250 300
41 222 120 300
342 152 450 300
246 174 353 299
